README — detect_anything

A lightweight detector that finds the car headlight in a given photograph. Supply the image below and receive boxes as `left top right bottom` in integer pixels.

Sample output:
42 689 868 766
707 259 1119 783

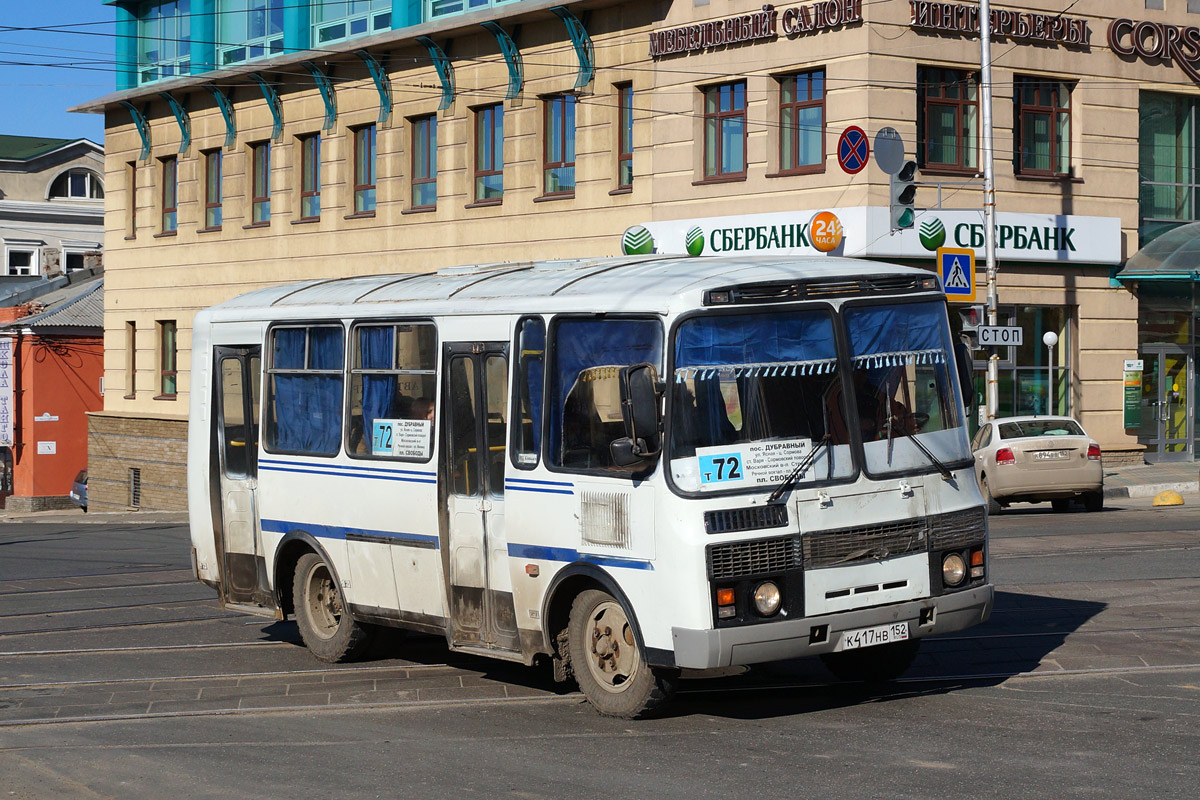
942 553 966 587
753 581 782 616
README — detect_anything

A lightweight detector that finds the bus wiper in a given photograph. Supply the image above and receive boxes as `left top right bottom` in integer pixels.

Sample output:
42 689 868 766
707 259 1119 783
885 417 954 482
767 434 831 504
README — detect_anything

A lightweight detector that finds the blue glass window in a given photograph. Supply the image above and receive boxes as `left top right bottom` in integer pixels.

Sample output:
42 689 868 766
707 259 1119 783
138 1 191 84
219 1 286 66
314 0 392 45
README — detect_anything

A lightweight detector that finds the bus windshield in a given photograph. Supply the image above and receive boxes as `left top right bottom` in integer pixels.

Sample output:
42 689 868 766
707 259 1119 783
843 299 970 476
669 309 854 493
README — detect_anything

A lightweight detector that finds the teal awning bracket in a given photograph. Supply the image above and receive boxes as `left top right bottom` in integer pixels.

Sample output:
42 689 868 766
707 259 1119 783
356 50 393 124
119 101 151 162
303 61 338 132
249 73 284 141
203 85 237 149
550 6 594 90
481 21 523 100
416 36 455 111
157 91 191 154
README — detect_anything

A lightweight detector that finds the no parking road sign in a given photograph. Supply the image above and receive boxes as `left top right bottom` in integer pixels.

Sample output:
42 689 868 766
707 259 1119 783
937 247 977 302
837 126 870 174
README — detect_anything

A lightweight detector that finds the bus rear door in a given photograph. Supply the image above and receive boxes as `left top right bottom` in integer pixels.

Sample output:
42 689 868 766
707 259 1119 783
443 342 520 653
213 345 271 612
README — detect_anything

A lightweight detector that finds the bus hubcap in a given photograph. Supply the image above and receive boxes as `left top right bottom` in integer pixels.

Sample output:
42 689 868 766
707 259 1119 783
587 601 639 692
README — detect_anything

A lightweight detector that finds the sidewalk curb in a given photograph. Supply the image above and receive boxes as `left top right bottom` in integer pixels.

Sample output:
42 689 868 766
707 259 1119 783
1105 481 1200 499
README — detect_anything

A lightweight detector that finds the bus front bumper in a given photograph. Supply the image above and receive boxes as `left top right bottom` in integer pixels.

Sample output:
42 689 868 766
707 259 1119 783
670 584 993 670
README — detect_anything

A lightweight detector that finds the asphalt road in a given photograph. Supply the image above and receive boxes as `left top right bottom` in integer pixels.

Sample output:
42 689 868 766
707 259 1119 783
0 499 1197 799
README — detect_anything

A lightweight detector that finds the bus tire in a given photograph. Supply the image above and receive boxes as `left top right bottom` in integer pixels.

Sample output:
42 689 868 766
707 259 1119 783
568 589 676 719
293 552 373 663
820 638 921 684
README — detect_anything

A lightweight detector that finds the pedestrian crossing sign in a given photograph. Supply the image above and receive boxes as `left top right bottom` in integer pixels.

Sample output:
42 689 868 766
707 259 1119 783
937 247 977 302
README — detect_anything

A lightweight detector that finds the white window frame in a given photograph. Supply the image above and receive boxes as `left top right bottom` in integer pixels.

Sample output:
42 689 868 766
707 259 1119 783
138 1 191 85
62 249 88 273
218 0 286 67
312 0 391 45
5 246 39 277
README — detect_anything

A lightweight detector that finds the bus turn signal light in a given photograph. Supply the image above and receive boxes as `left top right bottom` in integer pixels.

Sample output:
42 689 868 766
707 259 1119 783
717 588 735 606
970 547 984 579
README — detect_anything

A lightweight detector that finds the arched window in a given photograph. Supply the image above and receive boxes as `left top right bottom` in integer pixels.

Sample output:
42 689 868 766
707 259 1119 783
49 169 104 200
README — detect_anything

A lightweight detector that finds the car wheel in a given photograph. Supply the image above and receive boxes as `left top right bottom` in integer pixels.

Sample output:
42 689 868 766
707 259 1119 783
982 476 1001 515
1051 498 1071 513
1084 491 1104 512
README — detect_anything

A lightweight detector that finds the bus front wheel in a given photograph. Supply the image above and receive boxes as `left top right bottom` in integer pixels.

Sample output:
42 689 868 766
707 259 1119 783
293 552 373 663
567 589 676 719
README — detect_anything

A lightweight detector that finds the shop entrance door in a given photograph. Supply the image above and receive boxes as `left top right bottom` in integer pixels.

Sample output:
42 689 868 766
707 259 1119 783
1138 346 1193 462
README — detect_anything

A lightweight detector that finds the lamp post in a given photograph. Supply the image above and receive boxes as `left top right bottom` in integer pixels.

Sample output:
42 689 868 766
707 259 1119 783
1043 331 1059 415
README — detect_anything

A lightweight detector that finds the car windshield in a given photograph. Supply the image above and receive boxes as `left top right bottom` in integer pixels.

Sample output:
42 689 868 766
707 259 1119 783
669 309 854 493
843 300 971 476
999 419 1084 439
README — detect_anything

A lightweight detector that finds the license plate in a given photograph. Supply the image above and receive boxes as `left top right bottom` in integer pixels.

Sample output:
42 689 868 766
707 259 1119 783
839 622 909 651
1033 450 1069 461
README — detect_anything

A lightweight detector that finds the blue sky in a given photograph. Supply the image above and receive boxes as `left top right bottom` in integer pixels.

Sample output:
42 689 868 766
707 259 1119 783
0 1 114 143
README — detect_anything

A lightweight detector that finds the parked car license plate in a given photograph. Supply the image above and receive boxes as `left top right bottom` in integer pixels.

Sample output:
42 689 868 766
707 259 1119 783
839 622 909 651
1033 450 1069 461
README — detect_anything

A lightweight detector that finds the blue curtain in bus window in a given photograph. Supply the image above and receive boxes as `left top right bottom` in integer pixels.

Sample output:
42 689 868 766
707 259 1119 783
550 318 661 462
674 313 836 367
270 327 344 455
522 329 544 454
845 301 945 359
309 326 344 369
359 326 396 440
273 328 305 369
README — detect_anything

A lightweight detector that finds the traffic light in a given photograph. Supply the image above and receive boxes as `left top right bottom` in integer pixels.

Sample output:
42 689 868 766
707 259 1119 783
957 304 985 348
889 160 917 231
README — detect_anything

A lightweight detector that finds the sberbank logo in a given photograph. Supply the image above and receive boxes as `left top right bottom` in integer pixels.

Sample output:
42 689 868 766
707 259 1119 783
685 227 705 256
622 226 654 255
919 217 946 251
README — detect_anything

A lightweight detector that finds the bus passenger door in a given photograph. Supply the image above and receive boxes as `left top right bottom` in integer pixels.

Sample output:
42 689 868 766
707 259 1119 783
213 346 269 610
443 342 520 653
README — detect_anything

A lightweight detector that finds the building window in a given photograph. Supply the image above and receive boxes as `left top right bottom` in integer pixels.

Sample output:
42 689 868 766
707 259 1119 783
5 248 37 276
353 125 377 214
161 156 178 233
158 320 177 398
412 115 438 210
474 104 504 203
1139 92 1200 244
138 0 191 83
64 251 87 272
704 82 747 180
544 95 577 196
919 67 978 171
429 0 507 20
125 321 137 398
313 0 391 44
299 134 321 220
203 150 223 229
251 141 271 224
219 0 285 66
617 84 634 188
265 325 345 456
780 70 825 173
1015 78 1071 177
49 169 104 200
126 161 137 238
969 306 1071 420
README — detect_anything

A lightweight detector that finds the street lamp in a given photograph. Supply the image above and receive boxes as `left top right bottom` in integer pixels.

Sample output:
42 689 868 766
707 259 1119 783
1043 331 1059 415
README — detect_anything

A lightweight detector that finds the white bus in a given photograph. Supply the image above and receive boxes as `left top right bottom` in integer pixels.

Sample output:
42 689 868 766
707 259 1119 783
188 255 993 718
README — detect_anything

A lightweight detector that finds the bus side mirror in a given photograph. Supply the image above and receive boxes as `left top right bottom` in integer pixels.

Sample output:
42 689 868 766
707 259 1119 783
610 363 663 467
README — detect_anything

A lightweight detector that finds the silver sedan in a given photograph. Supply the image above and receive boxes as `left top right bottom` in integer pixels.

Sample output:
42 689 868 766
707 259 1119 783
970 416 1103 514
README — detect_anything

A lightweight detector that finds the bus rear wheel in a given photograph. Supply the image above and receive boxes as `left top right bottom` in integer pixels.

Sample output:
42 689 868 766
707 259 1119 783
293 552 373 663
567 589 676 719
820 639 921 684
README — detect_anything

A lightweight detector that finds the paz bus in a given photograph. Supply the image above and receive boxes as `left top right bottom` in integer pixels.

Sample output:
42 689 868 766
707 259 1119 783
188 255 993 718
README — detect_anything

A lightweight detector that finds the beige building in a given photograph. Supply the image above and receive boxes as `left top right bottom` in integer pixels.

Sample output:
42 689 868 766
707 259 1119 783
76 0 1200 510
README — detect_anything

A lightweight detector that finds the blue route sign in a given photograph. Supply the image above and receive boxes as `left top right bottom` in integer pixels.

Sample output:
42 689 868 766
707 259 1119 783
837 126 870 174
937 247 976 302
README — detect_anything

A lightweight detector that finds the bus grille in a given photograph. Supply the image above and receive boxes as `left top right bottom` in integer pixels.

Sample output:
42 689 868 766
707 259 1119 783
804 518 927 568
704 505 788 534
708 275 929 305
707 535 802 579
928 507 987 549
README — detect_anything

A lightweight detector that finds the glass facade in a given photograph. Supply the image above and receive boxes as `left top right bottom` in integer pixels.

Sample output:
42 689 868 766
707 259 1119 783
138 1 191 83
219 1 286 66
314 0 391 45
968 306 1072 423
1140 92 1200 245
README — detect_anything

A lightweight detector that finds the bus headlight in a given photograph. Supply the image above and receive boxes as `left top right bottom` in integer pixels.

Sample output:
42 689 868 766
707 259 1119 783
753 582 782 616
942 553 967 587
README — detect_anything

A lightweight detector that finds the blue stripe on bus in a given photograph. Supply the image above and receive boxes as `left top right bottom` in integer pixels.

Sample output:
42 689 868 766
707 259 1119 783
507 543 653 571
504 477 574 495
506 478 574 487
260 459 436 479
504 485 575 495
259 462 437 484
260 518 439 548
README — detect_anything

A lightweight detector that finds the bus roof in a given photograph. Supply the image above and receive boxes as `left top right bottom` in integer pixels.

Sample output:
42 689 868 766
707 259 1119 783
203 255 937 319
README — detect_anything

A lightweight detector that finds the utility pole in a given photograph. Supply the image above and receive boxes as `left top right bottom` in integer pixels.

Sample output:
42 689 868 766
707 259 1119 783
980 0 999 421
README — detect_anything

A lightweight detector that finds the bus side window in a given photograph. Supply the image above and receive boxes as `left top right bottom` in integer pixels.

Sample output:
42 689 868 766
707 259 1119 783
347 322 437 460
512 317 545 469
549 317 662 475
264 324 344 456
